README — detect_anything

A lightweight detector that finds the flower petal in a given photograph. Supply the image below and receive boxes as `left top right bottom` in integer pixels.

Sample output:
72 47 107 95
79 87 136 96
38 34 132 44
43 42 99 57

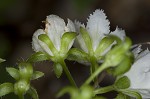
45 15 66 51
132 45 142 58
86 9 110 50
32 29 53 56
125 52 150 98
66 19 76 32
110 27 126 41
74 21 88 53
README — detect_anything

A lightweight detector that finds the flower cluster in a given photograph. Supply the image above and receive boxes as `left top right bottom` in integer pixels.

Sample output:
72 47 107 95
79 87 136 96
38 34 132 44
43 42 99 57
30 9 150 99
1 9 150 99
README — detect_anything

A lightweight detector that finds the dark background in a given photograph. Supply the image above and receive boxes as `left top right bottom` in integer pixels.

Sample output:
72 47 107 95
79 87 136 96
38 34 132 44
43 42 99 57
0 0 150 99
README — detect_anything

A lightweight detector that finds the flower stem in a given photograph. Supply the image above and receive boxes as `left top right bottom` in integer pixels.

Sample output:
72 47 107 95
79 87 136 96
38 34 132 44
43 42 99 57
60 60 77 88
90 56 99 88
82 63 108 87
18 94 24 99
93 85 114 95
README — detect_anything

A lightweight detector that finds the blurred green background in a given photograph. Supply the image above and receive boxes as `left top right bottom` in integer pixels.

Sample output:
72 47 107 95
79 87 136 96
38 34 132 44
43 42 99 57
0 0 150 99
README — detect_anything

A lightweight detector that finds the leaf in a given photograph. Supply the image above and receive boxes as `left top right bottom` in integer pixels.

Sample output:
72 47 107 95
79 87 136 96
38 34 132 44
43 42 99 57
27 86 39 99
60 32 77 56
6 67 20 80
31 71 44 80
114 76 130 89
27 52 50 63
0 83 14 97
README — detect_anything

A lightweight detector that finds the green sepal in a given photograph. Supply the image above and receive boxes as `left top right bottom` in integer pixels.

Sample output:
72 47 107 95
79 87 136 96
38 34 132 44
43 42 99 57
120 89 142 99
27 86 39 99
60 32 77 57
104 37 132 67
95 36 114 57
115 93 130 99
0 58 5 63
0 83 14 97
53 63 63 78
67 48 88 62
107 52 133 76
6 67 20 80
80 27 93 52
27 52 51 63
107 34 122 45
114 76 130 89
38 34 58 55
31 71 44 80
19 62 33 80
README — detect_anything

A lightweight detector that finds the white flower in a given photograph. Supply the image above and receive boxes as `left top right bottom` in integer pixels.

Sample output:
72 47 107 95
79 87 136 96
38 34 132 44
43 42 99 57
74 9 126 61
125 45 150 98
32 15 76 58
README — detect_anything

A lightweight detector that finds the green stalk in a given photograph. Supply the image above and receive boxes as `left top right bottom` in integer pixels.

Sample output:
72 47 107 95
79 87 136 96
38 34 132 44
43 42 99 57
93 85 114 95
60 60 77 88
82 63 108 87
90 56 99 88
18 94 24 99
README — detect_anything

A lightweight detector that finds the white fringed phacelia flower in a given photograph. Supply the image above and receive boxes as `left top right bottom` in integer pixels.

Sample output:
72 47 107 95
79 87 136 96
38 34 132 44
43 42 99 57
32 15 76 61
125 45 150 98
72 9 126 64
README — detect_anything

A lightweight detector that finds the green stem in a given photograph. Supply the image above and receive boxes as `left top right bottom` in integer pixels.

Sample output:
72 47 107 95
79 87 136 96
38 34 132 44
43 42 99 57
90 56 99 88
60 60 77 88
82 63 108 87
93 85 114 95
18 94 24 99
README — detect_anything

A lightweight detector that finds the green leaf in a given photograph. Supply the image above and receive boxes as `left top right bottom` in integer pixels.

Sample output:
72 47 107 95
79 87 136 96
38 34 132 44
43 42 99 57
0 58 5 63
53 63 63 78
0 83 14 97
67 48 88 62
95 36 114 57
38 34 58 56
60 32 77 57
31 71 44 80
114 76 130 89
6 67 20 80
27 86 39 99
115 93 130 99
27 52 50 63
120 89 142 99
80 27 93 52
